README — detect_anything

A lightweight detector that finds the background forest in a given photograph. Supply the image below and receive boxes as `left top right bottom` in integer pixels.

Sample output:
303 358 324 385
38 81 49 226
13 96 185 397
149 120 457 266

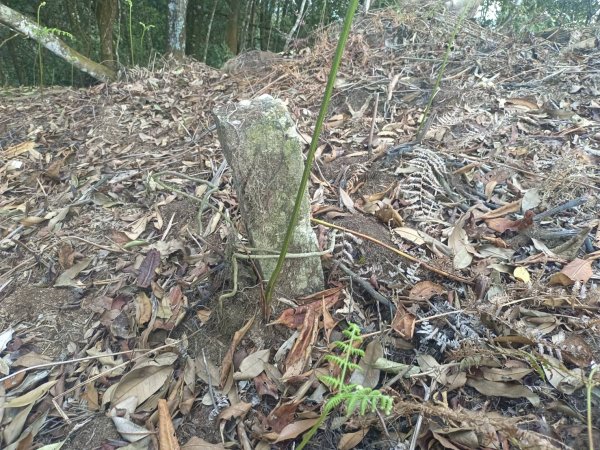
0 0 599 88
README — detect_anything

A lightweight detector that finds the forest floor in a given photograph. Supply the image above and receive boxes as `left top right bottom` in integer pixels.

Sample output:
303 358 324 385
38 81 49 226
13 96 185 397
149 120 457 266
1 4 600 450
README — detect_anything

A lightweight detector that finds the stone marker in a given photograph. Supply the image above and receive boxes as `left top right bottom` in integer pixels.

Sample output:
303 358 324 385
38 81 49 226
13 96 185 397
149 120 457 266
213 95 324 298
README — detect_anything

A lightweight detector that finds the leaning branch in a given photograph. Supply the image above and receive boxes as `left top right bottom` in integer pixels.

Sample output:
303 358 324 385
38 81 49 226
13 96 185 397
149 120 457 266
0 3 116 83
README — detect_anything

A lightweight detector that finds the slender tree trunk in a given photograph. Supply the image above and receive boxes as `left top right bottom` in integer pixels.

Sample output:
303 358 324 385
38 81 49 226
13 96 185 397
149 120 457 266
225 0 240 54
0 3 116 82
6 37 25 84
167 0 189 58
238 0 250 52
95 0 117 70
246 0 256 49
284 0 310 51
203 0 218 63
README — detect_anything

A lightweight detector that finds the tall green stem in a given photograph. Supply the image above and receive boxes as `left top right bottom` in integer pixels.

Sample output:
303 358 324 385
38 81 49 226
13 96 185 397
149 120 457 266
264 0 360 313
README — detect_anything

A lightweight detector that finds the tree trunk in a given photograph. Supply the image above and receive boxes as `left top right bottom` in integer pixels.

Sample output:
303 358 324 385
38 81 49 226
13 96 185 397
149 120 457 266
225 0 240 54
203 0 218 63
284 0 310 51
95 0 117 70
0 3 116 83
245 0 256 50
167 0 189 58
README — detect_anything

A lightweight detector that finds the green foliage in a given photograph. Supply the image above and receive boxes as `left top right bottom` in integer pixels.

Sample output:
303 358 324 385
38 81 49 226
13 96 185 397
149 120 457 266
125 0 134 65
296 323 393 450
485 0 597 31
34 1 74 91
1 0 597 87
139 22 156 64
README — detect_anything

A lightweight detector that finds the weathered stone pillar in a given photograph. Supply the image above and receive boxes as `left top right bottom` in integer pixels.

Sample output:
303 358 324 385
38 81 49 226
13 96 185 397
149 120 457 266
213 95 324 297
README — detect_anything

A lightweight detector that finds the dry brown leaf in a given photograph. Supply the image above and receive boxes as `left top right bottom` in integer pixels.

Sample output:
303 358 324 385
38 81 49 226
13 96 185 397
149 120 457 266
466 377 540 406
338 428 369 450
234 349 270 381
272 292 340 329
350 340 382 389
254 372 279 400
485 211 534 233
111 364 173 407
220 316 255 388
217 401 252 422
409 281 446 301
374 204 403 227
5 380 57 408
264 401 299 433
137 249 161 288
283 309 319 379
182 437 226 450
481 367 532 382
391 304 416 339
273 418 320 443
158 398 180 450
3 141 36 158
548 258 593 286
479 200 521 219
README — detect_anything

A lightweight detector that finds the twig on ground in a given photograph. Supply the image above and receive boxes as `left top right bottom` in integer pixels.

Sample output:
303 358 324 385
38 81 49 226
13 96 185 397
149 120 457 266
337 261 395 314
312 218 473 285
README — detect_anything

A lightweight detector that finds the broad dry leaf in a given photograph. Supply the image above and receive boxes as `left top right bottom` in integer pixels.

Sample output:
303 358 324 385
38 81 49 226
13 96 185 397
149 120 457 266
542 355 585 394
0 328 14 353
158 399 180 450
392 226 426 245
283 309 319 379
466 377 539 406
3 403 34 445
273 418 320 443
339 188 356 213
234 349 270 381
254 372 279 399
13 351 54 368
3 141 36 158
220 316 255 388
112 416 152 443
448 222 473 269
5 379 57 408
181 437 226 450
479 200 521 219
391 304 416 339
350 340 382 388
265 402 299 433
481 367 532 382
548 258 593 286
409 281 445 301
522 188 541 211
338 428 369 450
111 365 173 407
54 257 93 288
217 401 251 422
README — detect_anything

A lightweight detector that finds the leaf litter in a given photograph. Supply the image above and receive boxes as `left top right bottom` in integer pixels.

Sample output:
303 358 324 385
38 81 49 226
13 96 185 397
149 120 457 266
1 3 600 449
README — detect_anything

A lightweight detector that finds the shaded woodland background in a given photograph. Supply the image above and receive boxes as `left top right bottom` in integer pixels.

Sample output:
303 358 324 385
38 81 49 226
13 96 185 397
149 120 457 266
1 0 599 88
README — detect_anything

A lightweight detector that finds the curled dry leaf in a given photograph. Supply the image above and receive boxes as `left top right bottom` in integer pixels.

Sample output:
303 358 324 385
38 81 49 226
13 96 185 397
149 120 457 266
220 316 255 389
158 398 180 450
409 281 446 301
391 304 416 339
182 437 226 450
548 258 593 286
217 401 252 422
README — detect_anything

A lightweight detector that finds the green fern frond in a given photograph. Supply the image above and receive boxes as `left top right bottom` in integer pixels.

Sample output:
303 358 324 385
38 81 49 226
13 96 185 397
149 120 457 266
346 362 361 371
298 321 394 450
46 28 74 39
325 354 346 366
